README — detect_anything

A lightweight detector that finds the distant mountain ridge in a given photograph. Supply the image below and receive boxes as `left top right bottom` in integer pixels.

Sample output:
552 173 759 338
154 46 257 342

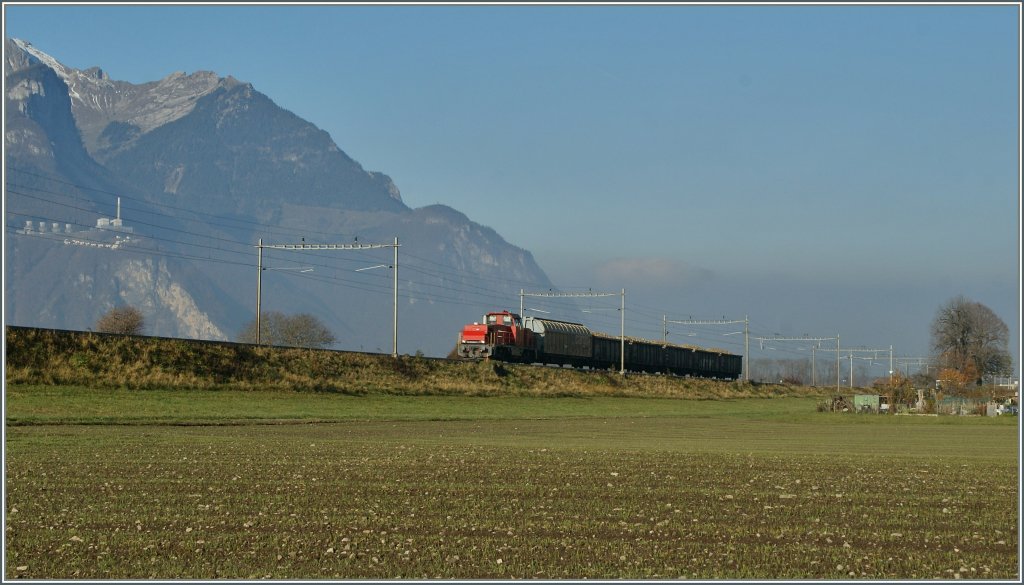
11 38 227 156
10 38 404 219
4 38 552 356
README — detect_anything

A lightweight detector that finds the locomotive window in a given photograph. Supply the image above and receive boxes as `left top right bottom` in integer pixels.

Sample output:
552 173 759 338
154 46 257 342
503 316 512 325
487 315 497 324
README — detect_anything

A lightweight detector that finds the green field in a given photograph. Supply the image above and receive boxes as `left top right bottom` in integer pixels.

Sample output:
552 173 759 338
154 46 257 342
4 387 1020 579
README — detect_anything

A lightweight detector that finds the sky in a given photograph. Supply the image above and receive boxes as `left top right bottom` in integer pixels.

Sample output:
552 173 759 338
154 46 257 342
4 2 1021 377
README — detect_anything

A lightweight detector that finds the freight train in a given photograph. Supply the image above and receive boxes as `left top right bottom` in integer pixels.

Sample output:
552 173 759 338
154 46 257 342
457 310 742 379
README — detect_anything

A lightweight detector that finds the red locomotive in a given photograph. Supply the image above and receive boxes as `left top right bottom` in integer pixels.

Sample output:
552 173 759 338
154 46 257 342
457 311 537 362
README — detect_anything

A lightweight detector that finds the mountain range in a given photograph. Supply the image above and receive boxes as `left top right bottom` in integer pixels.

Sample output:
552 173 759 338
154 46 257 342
4 38 553 356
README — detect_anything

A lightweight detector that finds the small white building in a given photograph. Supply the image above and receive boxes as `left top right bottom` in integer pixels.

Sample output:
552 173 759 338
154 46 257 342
96 197 134 233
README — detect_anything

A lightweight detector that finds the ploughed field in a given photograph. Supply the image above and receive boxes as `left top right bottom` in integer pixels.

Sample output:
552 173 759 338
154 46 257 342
4 392 1019 579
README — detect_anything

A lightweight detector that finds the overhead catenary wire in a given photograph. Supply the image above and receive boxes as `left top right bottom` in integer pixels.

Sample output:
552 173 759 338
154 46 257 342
663 316 750 381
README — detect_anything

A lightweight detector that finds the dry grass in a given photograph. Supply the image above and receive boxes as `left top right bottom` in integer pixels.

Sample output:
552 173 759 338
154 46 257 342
5 327 828 399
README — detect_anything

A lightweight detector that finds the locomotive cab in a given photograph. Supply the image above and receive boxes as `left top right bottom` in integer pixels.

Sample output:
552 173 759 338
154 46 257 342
486 312 521 327
457 311 536 361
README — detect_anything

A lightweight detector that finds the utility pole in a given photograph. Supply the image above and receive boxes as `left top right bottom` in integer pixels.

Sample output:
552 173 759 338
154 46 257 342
811 346 816 387
889 345 894 385
255 238 401 356
666 316 750 382
745 316 749 384
257 238 263 345
520 289 625 374
393 237 399 358
837 347 894 388
620 288 625 375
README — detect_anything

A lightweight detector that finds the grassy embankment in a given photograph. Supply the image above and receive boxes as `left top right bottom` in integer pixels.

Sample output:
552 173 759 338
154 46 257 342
4 326 827 421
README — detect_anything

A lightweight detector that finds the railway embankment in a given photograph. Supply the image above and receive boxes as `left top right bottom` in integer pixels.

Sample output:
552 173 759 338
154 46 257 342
5 326 830 399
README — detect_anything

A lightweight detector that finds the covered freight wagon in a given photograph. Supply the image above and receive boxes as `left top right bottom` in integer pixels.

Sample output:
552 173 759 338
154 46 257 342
524 317 592 366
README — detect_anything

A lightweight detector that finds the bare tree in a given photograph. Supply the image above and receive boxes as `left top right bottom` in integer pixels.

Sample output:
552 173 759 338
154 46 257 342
95 305 145 335
237 311 336 349
749 357 811 385
931 295 1012 386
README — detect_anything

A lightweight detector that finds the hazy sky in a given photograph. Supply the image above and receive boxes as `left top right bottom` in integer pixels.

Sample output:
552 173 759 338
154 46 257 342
4 2 1021 376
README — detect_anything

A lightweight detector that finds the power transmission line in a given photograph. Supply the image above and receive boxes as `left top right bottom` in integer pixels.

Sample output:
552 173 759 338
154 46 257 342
755 335 841 390
257 238 400 357
664 316 750 382
835 347 894 388
8 168 561 293
9 168 931 362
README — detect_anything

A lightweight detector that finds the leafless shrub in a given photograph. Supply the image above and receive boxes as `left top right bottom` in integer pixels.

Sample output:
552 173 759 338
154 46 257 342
95 305 145 335
237 311 336 349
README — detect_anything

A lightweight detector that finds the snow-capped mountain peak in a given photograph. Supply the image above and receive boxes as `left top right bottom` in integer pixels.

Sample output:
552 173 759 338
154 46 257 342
11 38 71 79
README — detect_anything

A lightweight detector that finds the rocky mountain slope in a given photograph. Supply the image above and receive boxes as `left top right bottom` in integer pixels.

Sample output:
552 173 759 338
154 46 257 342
4 38 551 356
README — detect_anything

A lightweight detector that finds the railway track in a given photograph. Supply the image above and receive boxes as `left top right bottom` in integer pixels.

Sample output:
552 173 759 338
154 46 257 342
5 325 748 381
